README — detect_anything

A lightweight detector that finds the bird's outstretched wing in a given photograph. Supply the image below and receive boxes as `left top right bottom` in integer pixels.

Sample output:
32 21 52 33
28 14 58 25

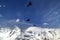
27 1 32 7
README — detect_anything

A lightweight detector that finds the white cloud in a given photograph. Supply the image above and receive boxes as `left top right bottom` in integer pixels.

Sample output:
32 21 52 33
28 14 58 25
43 22 49 26
3 5 6 7
0 5 2 7
0 14 3 17
0 5 6 7
16 19 20 22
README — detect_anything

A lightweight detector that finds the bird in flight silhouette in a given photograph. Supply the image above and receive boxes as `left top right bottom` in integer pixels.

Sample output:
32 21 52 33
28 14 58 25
26 19 30 22
27 1 32 7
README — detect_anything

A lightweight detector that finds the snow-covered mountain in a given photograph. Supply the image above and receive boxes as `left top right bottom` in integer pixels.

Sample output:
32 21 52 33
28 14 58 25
25 27 60 40
0 26 21 40
0 26 60 40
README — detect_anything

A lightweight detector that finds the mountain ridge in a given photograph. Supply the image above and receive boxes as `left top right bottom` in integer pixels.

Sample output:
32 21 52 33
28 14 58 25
0 26 60 40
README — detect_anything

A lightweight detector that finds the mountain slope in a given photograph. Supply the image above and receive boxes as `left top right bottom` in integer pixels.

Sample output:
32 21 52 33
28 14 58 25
0 26 21 40
0 26 60 40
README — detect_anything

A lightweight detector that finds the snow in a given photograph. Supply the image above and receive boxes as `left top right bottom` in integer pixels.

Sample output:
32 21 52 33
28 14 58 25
0 26 21 40
0 26 60 40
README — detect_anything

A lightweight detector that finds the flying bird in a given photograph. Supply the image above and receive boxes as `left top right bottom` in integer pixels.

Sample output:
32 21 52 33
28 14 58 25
26 19 30 21
33 24 36 26
27 1 32 7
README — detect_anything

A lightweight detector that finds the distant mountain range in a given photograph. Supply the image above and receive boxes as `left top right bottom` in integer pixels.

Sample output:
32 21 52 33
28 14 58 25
0 26 60 40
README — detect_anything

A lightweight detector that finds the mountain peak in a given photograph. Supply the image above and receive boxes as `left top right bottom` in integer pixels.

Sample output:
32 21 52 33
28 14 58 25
0 26 60 40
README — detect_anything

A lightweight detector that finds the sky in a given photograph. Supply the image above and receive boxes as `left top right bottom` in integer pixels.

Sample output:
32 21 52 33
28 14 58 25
0 0 60 28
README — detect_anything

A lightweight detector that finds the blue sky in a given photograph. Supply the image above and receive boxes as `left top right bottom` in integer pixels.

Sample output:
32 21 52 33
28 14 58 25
0 0 60 28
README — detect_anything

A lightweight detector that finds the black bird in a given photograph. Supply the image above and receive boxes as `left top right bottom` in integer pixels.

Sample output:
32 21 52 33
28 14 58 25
33 24 36 26
27 1 32 7
26 19 30 22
